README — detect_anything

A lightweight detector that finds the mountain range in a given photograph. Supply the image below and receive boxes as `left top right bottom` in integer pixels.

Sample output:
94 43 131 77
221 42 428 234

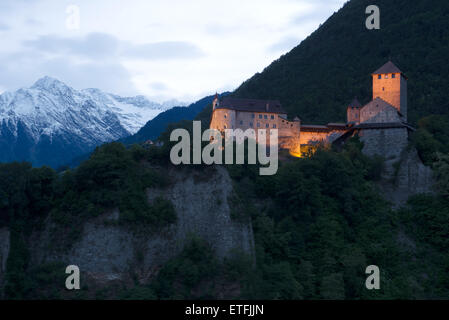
0 77 185 168
123 92 229 144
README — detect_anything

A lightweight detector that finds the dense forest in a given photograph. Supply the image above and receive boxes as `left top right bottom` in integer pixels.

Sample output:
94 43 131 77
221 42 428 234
1 115 449 299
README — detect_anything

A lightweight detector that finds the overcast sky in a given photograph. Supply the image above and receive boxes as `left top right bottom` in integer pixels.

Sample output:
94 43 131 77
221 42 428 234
0 0 346 103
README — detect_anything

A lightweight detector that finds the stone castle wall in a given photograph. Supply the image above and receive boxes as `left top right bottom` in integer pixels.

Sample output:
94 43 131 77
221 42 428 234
210 108 300 152
359 127 409 159
299 129 346 146
360 103 401 123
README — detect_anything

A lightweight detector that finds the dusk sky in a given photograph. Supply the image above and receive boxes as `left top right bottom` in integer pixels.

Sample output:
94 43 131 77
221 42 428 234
0 0 346 103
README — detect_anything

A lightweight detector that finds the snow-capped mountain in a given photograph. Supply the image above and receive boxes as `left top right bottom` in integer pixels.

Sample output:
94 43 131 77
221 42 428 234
0 76 181 168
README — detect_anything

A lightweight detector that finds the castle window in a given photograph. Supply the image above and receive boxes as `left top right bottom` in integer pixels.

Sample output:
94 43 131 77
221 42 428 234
239 120 243 125
257 123 260 127
273 124 276 128
224 125 227 129
264 115 268 119
385 74 389 79
259 114 262 119
392 74 396 78
250 122 253 127
266 123 269 128
378 75 382 79
252 114 255 118
224 114 227 118
271 115 274 119
382 87 385 91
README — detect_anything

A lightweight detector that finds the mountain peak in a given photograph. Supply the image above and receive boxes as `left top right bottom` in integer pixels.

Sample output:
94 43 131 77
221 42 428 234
31 76 70 91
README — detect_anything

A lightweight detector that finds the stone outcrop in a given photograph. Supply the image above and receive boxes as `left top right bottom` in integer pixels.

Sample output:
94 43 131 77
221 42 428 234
378 148 434 207
28 166 255 284
0 228 10 296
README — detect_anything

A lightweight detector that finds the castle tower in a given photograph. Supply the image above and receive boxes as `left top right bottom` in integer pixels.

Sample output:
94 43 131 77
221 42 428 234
372 61 408 120
346 97 362 124
212 92 219 110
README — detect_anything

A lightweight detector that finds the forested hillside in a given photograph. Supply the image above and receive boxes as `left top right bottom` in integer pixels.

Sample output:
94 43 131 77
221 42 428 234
2 121 449 299
2 0 449 300
233 0 449 125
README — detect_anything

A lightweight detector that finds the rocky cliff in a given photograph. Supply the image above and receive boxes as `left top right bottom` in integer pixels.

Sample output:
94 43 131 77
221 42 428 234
25 166 254 286
379 148 434 207
0 228 10 297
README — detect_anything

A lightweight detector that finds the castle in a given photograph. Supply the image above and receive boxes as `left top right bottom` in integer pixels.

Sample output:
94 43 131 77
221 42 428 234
209 61 414 158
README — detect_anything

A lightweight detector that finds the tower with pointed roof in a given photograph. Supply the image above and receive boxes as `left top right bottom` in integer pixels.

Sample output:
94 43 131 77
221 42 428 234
212 92 219 110
347 97 362 124
372 61 408 120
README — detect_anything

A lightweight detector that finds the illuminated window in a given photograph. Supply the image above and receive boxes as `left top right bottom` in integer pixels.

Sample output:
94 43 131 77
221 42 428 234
385 74 389 79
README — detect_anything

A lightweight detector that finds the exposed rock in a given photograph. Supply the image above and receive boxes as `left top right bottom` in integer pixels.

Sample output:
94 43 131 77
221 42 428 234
378 148 434 207
28 166 255 284
0 228 10 295
147 165 255 261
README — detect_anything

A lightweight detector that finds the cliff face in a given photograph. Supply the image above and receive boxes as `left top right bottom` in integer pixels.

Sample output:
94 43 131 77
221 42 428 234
378 148 434 207
0 228 10 296
26 166 254 285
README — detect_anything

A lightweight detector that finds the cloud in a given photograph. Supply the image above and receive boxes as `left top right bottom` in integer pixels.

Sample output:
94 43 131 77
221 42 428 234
0 22 9 31
288 0 342 26
149 82 169 91
0 0 347 102
0 49 137 96
124 41 204 60
268 36 301 53
24 33 120 59
24 33 204 61
2 32 204 97
25 18 44 27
